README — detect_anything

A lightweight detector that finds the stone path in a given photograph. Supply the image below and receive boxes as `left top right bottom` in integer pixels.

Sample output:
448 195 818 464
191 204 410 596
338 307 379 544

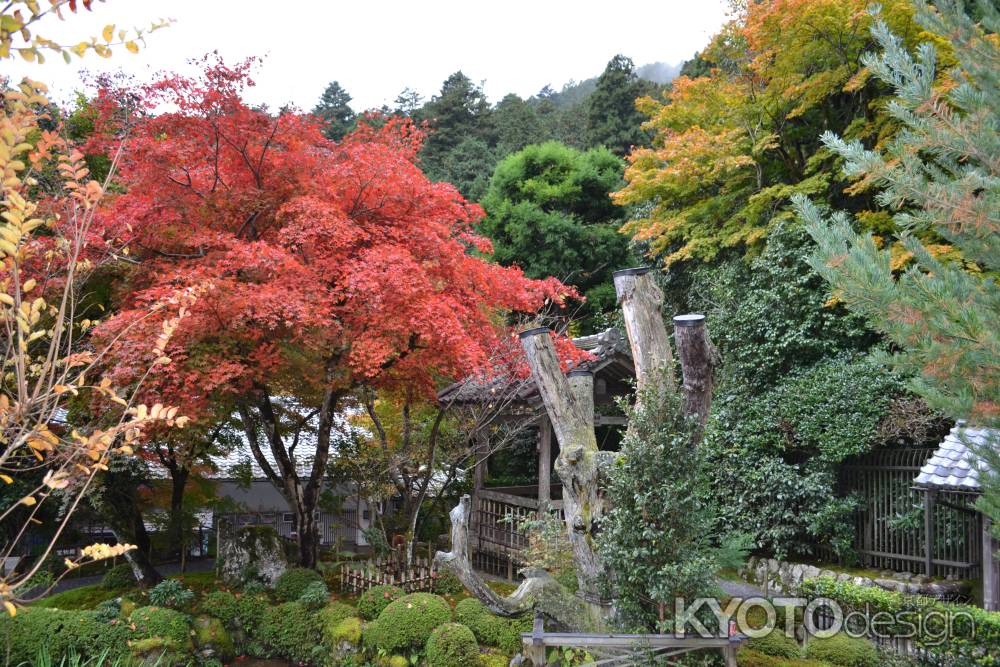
718 577 767 599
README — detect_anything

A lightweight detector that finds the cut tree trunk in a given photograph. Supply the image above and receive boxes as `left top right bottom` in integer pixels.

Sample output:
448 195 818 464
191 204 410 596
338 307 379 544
673 314 716 437
613 268 674 392
520 328 603 602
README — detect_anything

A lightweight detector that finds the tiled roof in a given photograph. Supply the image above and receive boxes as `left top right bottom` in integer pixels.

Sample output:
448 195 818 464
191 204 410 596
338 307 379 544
914 423 999 492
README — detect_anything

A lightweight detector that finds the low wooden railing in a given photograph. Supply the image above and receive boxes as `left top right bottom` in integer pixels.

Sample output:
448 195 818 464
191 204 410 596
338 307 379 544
339 556 437 594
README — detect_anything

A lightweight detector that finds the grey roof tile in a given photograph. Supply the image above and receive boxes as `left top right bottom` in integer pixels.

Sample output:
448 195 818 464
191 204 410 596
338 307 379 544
914 423 999 491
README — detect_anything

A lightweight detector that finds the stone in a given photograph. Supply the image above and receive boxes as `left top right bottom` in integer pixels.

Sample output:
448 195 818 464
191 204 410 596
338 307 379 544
193 615 235 661
218 524 288 588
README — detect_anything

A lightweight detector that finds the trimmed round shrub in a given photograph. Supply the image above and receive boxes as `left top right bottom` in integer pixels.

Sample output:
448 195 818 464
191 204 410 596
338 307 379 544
101 563 136 590
258 601 323 664
805 634 879 667
328 616 362 647
426 622 479 667
234 593 270 637
199 591 240 625
129 606 193 645
298 579 330 610
0 607 131 664
432 569 465 596
148 578 195 609
274 566 324 601
455 597 529 655
93 598 122 623
364 592 452 653
746 630 801 659
357 584 404 620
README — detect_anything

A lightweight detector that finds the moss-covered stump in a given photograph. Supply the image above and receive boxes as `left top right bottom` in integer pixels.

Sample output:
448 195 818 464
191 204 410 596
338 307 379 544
218 524 288 587
193 615 235 661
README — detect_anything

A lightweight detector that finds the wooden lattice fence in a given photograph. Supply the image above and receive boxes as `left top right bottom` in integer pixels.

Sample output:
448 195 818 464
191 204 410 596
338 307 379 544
472 488 565 580
840 448 982 580
339 556 437 594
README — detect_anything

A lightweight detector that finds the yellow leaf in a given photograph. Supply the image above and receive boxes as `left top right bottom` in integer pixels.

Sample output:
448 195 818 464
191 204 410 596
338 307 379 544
0 474 12 484
125 41 139 54
102 25 114 43
22 279 35 293
20 496 36 506
3 602 15 617
18 48 35 63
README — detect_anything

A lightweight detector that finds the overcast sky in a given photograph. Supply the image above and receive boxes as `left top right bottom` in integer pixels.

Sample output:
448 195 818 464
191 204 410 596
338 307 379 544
8 1 731 111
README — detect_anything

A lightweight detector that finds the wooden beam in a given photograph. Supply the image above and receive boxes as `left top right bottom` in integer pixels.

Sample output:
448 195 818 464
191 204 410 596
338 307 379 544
924 490 936 576
613 267 674 393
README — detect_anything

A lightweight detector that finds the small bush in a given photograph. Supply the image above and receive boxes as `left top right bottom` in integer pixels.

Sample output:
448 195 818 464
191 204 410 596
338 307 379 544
328 616 362 647
128 606 193 645
100 563 135 590
274 566 324 601
432 569 465 596
298 579 330 610
364 592 452 653
148 578 195 609
199 590 240 625
426 622 479 667
234 593 270 637
93 598 121 623
737 648 833 667
480 654 510 667
357 583 404 620
455 597 529 655
129 636 191 665
319 601 359 647
0 607 131 664
805 634 879 667
258 601 323 664
746 630 801 659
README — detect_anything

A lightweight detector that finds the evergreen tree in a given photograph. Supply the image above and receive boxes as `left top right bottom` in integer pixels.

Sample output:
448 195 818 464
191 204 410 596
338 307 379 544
312 80 356 141
417 71 493 190
480 141 633 331
795 0 1000 531
585 54 654 156
492 93 543 157
393 87 423 117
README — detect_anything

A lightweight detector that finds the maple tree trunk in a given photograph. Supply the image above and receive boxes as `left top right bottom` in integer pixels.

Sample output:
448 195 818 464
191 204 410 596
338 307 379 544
296 505 319 568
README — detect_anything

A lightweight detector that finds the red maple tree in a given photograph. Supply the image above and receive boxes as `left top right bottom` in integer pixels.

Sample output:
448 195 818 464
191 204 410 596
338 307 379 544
91 57 577 566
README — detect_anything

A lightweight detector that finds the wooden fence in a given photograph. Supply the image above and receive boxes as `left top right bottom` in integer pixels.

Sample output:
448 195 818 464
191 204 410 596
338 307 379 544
472 487 564 580
840 448 982 580
339 556 437 594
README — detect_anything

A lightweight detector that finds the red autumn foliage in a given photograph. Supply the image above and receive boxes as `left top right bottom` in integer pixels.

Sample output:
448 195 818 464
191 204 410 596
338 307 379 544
91 56 579 418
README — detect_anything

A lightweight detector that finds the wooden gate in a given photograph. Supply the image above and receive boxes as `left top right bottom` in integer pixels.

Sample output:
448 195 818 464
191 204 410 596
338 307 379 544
840 448 982 579
471 488 564 580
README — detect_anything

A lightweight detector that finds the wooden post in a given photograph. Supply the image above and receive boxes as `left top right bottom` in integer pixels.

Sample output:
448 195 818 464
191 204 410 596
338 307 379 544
673 314 715 437
924 490 936 576
525 614 546 667
724 644 738 667
985 516 999 612
613 267 674 392
538 417 552 505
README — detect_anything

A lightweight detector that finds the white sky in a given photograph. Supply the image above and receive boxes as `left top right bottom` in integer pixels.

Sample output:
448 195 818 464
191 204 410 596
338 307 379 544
6 0 731 111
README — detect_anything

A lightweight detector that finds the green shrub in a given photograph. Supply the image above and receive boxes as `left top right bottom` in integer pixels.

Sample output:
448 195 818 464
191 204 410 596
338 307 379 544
479 653 510 667
258 601 323 664
364 592 452 653
426 622 479 667
199 590 240 625
274 566 324 601
357 583 404 620
100 563 136 590
431 569 465 596
800 576 1000 664
0 607 131 664
455 597 529 655
193 614 236 661
234 592 270 637
148 578 195 609
746 630 801 659
327 616 362 647
92 597 121 623
298 579 330 610
737 648 833 667
804 634 880 667
319 601 360 647
129 606 192 646
129 636 191 666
